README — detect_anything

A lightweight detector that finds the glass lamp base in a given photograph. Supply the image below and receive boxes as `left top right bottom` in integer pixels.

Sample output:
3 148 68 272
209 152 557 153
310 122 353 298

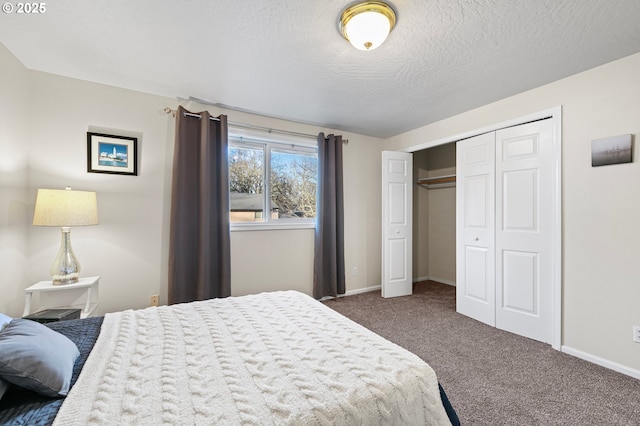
51 227 81 285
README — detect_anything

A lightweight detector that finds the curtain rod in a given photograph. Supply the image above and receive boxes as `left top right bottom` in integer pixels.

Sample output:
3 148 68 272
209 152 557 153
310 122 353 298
163 107 348 144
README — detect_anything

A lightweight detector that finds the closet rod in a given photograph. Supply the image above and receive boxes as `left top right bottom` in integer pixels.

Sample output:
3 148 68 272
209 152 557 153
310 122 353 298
163 107 348 144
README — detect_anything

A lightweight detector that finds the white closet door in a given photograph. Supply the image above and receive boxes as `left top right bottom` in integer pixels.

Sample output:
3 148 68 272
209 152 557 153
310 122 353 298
456 132 496 326
495 119 554 343
382 151 413 298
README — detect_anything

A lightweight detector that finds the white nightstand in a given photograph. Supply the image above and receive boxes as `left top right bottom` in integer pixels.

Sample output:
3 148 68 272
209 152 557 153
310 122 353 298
23 276 100 319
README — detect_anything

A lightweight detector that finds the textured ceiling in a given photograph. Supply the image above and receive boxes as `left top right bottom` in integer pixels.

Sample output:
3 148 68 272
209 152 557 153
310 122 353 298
2 0 640 138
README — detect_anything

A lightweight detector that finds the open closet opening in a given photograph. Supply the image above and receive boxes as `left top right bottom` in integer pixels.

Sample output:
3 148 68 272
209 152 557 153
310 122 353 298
412 142 457 288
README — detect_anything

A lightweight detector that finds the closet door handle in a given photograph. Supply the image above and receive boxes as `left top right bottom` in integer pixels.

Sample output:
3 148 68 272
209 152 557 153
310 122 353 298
474 237 479 241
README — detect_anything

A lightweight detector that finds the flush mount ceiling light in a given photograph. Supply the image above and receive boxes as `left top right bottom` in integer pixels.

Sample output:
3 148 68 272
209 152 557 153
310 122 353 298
339 1 397 51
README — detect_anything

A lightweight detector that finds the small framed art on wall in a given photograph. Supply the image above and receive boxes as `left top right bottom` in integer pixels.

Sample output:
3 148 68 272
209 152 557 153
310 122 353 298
591 134 632 167
87 132 138 176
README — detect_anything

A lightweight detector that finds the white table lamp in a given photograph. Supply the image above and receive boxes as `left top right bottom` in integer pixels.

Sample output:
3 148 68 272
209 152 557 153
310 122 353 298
33 187 99 285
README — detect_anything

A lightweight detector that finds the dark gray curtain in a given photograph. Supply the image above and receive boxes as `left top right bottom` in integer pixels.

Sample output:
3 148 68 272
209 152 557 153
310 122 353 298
168 106 231 304
313 133 345 299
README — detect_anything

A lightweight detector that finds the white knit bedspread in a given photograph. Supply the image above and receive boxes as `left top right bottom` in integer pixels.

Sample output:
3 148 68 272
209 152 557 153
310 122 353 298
54 291 451 425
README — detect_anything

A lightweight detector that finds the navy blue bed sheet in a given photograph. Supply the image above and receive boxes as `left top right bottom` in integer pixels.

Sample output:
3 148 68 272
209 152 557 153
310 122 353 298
0 316 460 425
0 317 103 426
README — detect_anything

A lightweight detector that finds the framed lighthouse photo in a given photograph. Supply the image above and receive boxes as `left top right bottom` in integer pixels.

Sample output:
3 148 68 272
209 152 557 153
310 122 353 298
87 132 138 176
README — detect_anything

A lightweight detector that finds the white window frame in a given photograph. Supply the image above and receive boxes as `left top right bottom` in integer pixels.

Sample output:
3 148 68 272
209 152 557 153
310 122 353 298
229 133 318 232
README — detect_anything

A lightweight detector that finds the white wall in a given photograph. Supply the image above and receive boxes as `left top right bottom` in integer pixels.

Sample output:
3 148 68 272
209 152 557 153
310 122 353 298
384 52 640 374
25 71 173 316
0 43 29 314
0 45 383 317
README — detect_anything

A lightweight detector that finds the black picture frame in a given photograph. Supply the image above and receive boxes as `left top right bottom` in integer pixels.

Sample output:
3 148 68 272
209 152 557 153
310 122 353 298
87 132 138 176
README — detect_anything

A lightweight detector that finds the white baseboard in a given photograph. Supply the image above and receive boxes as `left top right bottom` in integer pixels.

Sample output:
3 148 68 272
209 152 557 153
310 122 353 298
343 285 381 297
342 278 455 300
341 278 457 298
429 277 457 287
413 276 457 287
328 283 462 300
561 345 640 380
317 285 380 302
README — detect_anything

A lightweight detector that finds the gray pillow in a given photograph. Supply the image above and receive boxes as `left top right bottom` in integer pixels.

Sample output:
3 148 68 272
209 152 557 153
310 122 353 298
0 319 79 397
0 311 13 400
0 313 11 331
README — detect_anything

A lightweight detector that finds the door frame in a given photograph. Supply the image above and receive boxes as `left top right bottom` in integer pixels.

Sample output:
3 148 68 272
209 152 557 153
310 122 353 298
396 106 562 350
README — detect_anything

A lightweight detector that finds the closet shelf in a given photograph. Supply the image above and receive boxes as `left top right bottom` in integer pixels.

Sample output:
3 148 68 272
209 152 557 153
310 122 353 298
417 174 456 189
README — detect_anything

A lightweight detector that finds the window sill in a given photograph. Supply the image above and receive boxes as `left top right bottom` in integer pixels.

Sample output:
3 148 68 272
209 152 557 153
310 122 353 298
231 222 316 232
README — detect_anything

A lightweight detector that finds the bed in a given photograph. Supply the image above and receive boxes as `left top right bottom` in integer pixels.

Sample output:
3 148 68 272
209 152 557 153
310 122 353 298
0 291 459 425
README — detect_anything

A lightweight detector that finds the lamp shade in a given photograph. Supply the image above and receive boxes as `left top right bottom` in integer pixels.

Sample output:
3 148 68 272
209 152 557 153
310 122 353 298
340 1 397 51
33 188 99 227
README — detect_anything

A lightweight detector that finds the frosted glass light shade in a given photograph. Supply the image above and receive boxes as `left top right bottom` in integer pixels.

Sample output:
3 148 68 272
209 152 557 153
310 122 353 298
33 188 98 285
340 1 397 51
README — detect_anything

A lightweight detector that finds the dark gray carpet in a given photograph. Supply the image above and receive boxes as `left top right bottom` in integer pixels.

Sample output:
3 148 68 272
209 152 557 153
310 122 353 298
323 280 640 425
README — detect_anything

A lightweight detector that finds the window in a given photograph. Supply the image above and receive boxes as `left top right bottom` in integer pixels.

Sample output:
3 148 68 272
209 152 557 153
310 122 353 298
229 136 318 229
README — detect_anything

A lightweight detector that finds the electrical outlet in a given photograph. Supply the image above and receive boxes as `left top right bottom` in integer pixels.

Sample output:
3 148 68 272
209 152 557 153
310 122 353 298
633 326 640 344
150 295 159 307
352 266 358 276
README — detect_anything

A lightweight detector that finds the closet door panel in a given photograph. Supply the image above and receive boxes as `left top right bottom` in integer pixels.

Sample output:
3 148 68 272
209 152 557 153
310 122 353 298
464 246 490 301
456 132 496 326
495 119 554 343
502 250 538 314
503 169 538 231
382 151 413 298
